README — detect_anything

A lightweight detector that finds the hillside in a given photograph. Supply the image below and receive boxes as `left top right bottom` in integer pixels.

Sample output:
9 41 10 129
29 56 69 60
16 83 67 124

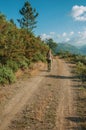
0 12 49 84
56 43 80 54
80 45 86 55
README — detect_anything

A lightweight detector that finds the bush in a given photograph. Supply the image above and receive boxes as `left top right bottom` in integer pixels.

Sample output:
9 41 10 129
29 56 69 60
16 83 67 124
6 60 19 72
76 61 86 82
19 60 28 69
0 66 16 84
14 56 31 70
32 52 46 62
74 55 86 65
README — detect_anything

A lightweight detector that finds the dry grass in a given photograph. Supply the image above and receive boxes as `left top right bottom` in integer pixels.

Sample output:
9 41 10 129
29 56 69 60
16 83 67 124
76 84 86 129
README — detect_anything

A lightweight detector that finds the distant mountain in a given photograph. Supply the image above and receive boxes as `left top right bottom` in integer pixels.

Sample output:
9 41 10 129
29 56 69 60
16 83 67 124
80 45 86 55
56 43 80 54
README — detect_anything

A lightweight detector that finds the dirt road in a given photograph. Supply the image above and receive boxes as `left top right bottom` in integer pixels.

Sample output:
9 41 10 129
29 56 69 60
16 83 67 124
0 58 80 130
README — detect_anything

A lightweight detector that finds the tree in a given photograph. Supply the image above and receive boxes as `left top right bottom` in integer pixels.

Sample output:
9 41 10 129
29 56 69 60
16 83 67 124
18 1 38 32
45 38 57 54
0 12 6 22
9 19 16 26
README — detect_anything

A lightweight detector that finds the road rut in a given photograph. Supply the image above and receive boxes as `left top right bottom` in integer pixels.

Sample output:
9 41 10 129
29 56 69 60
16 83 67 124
0 58 79 130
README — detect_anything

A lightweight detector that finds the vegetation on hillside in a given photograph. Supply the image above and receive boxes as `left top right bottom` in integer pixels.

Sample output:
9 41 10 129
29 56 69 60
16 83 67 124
45 38 57 54
0 1 49 84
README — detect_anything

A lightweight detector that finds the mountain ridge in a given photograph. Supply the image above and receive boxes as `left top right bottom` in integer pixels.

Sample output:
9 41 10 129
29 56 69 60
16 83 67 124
56 43 86 55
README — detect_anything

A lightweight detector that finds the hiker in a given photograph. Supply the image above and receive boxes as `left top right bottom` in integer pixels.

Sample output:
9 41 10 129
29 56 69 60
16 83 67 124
47 49 53 71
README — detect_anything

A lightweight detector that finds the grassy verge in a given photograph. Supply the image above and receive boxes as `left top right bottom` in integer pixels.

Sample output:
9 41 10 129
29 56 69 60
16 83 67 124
77 85 86 129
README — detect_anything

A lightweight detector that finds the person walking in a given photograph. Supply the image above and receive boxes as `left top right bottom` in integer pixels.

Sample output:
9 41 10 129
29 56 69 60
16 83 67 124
47 49 53 71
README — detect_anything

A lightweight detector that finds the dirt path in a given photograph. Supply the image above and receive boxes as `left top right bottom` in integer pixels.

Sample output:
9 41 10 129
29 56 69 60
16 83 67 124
0 58 79 130
55 59 77 130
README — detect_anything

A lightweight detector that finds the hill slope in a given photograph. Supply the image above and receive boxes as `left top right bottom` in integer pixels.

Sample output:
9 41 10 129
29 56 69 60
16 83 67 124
80 45 86 55
56 43 80 54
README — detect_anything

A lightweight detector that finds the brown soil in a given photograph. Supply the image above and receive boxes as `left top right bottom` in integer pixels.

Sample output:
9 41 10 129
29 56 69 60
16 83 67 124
0 58 81 130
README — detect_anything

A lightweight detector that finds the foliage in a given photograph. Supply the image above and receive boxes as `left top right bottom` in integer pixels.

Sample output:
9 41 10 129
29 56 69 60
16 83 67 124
18 1 38 32
58 51 72 59
0 11 48 84
32 51 46 62
73 55 86 65
0 66 16 84
18 57 30 70
9 19 16 26
6 60 19 72
58 51 86 83
76 62 86 82
45 38 57 54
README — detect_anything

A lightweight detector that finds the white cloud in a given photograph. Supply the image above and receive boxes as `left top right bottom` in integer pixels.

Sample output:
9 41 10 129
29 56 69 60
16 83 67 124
65 38 70 42
71 5 86 21
62 32 67 37
40 32 56 40
56 34 61 38
78 31 81 34
50 32 55 35
69 31 74 36
69 30 86 46
78 30 86 39
40 33 51 40
40 31 86 46
57 30 86 46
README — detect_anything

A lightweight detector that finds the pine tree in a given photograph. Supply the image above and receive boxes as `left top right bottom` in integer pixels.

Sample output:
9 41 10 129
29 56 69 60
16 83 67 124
18 1 38 32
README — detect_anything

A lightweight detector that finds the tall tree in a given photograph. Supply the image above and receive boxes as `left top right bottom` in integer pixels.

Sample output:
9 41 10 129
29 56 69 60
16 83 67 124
18 1 38 32
45 38 57 54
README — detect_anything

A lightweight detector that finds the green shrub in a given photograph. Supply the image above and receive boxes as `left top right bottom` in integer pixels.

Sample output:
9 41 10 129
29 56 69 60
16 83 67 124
15 56 31 70
6 60 19 72
19 60 28 69
32 52 46 62
76 61 86 82
0 66 16 84
74 55 86 65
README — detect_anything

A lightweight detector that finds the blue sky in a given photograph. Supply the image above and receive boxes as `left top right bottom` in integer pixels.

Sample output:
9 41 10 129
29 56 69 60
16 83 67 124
0 0 86 46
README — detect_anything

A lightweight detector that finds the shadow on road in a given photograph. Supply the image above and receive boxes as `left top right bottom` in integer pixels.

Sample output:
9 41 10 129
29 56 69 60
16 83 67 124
66 116 86 123
66 116 86 130
45 74 78 80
